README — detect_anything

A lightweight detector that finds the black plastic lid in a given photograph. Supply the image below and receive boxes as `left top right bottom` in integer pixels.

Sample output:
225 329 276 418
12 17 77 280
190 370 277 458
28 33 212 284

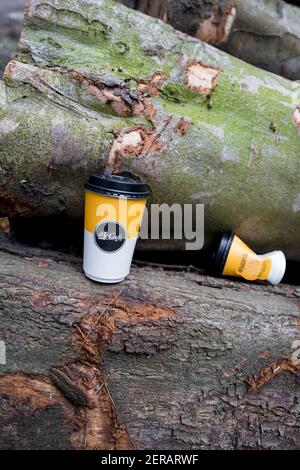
85 171 151 200
213 231 235 275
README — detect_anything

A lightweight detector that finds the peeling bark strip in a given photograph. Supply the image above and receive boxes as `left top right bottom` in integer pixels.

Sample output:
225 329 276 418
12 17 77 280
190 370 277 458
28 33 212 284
4 61 164 120
108 126 160 172
70 70 164 117
185 60 222 96
4 61 144 119
137 72 167 97
247 358 300 391
1 0 300 258
66 290 177 427
43 281 175 449
0 242 300 449
49 361 133 449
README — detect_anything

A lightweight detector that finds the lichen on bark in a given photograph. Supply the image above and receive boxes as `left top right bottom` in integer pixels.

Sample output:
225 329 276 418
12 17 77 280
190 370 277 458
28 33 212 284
0 0 299 259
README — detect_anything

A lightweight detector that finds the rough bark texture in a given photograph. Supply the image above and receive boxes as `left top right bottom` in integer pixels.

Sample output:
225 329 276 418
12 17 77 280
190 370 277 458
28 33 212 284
223 0 300 81
128 0 300 80
128 0 236 45
0 0 300 259
0 238 299 450
0 1 25 77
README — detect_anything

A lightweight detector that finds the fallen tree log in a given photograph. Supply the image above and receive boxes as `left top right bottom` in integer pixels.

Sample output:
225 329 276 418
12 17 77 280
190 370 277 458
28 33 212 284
125 0 236 45
127 0 300 80
0 239 299 449
223 0 300 80
0 0 300 258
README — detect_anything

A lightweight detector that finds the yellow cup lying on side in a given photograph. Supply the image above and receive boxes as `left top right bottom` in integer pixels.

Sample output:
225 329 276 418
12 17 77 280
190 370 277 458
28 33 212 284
213 232 286 285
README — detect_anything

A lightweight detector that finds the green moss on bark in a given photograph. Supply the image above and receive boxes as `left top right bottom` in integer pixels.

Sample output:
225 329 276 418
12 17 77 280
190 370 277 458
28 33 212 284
0 0 299 258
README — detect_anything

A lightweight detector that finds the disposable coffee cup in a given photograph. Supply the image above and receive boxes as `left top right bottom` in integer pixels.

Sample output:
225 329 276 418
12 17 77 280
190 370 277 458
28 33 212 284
84 172 151 283
213 232 286 285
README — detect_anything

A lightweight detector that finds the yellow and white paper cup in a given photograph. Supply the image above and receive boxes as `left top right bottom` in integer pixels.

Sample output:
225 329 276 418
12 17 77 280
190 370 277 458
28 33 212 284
213 232 286 285
84 172 150 283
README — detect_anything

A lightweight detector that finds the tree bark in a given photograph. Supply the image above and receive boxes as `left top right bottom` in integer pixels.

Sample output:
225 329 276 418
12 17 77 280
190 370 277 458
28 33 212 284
0 0 300 259
130 0 236 44
223 0 300 81
0 238 299 449
128 0 300 80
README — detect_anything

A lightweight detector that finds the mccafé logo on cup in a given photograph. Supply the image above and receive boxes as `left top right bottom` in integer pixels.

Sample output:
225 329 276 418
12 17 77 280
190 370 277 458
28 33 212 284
94 221 126 252
213 232 286 285
83 171 151 283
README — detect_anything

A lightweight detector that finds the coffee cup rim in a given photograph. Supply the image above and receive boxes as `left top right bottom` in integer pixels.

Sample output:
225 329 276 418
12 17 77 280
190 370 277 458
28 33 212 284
85 171 151 200
213 231 235 274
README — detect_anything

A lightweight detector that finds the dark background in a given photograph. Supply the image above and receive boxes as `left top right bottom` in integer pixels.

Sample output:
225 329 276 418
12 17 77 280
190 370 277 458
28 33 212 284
0 0 26 76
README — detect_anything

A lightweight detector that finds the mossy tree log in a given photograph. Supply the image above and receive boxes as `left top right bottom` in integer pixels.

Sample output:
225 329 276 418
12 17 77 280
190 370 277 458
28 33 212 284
0 0 300 258
0 239 299 450
127 0 300 80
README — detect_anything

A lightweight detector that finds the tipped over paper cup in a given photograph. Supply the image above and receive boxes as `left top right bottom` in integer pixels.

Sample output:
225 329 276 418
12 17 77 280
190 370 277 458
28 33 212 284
213 232 286 285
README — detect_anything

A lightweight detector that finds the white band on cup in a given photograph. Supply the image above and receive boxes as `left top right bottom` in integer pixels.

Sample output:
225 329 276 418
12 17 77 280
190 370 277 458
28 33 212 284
263 251 286 285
